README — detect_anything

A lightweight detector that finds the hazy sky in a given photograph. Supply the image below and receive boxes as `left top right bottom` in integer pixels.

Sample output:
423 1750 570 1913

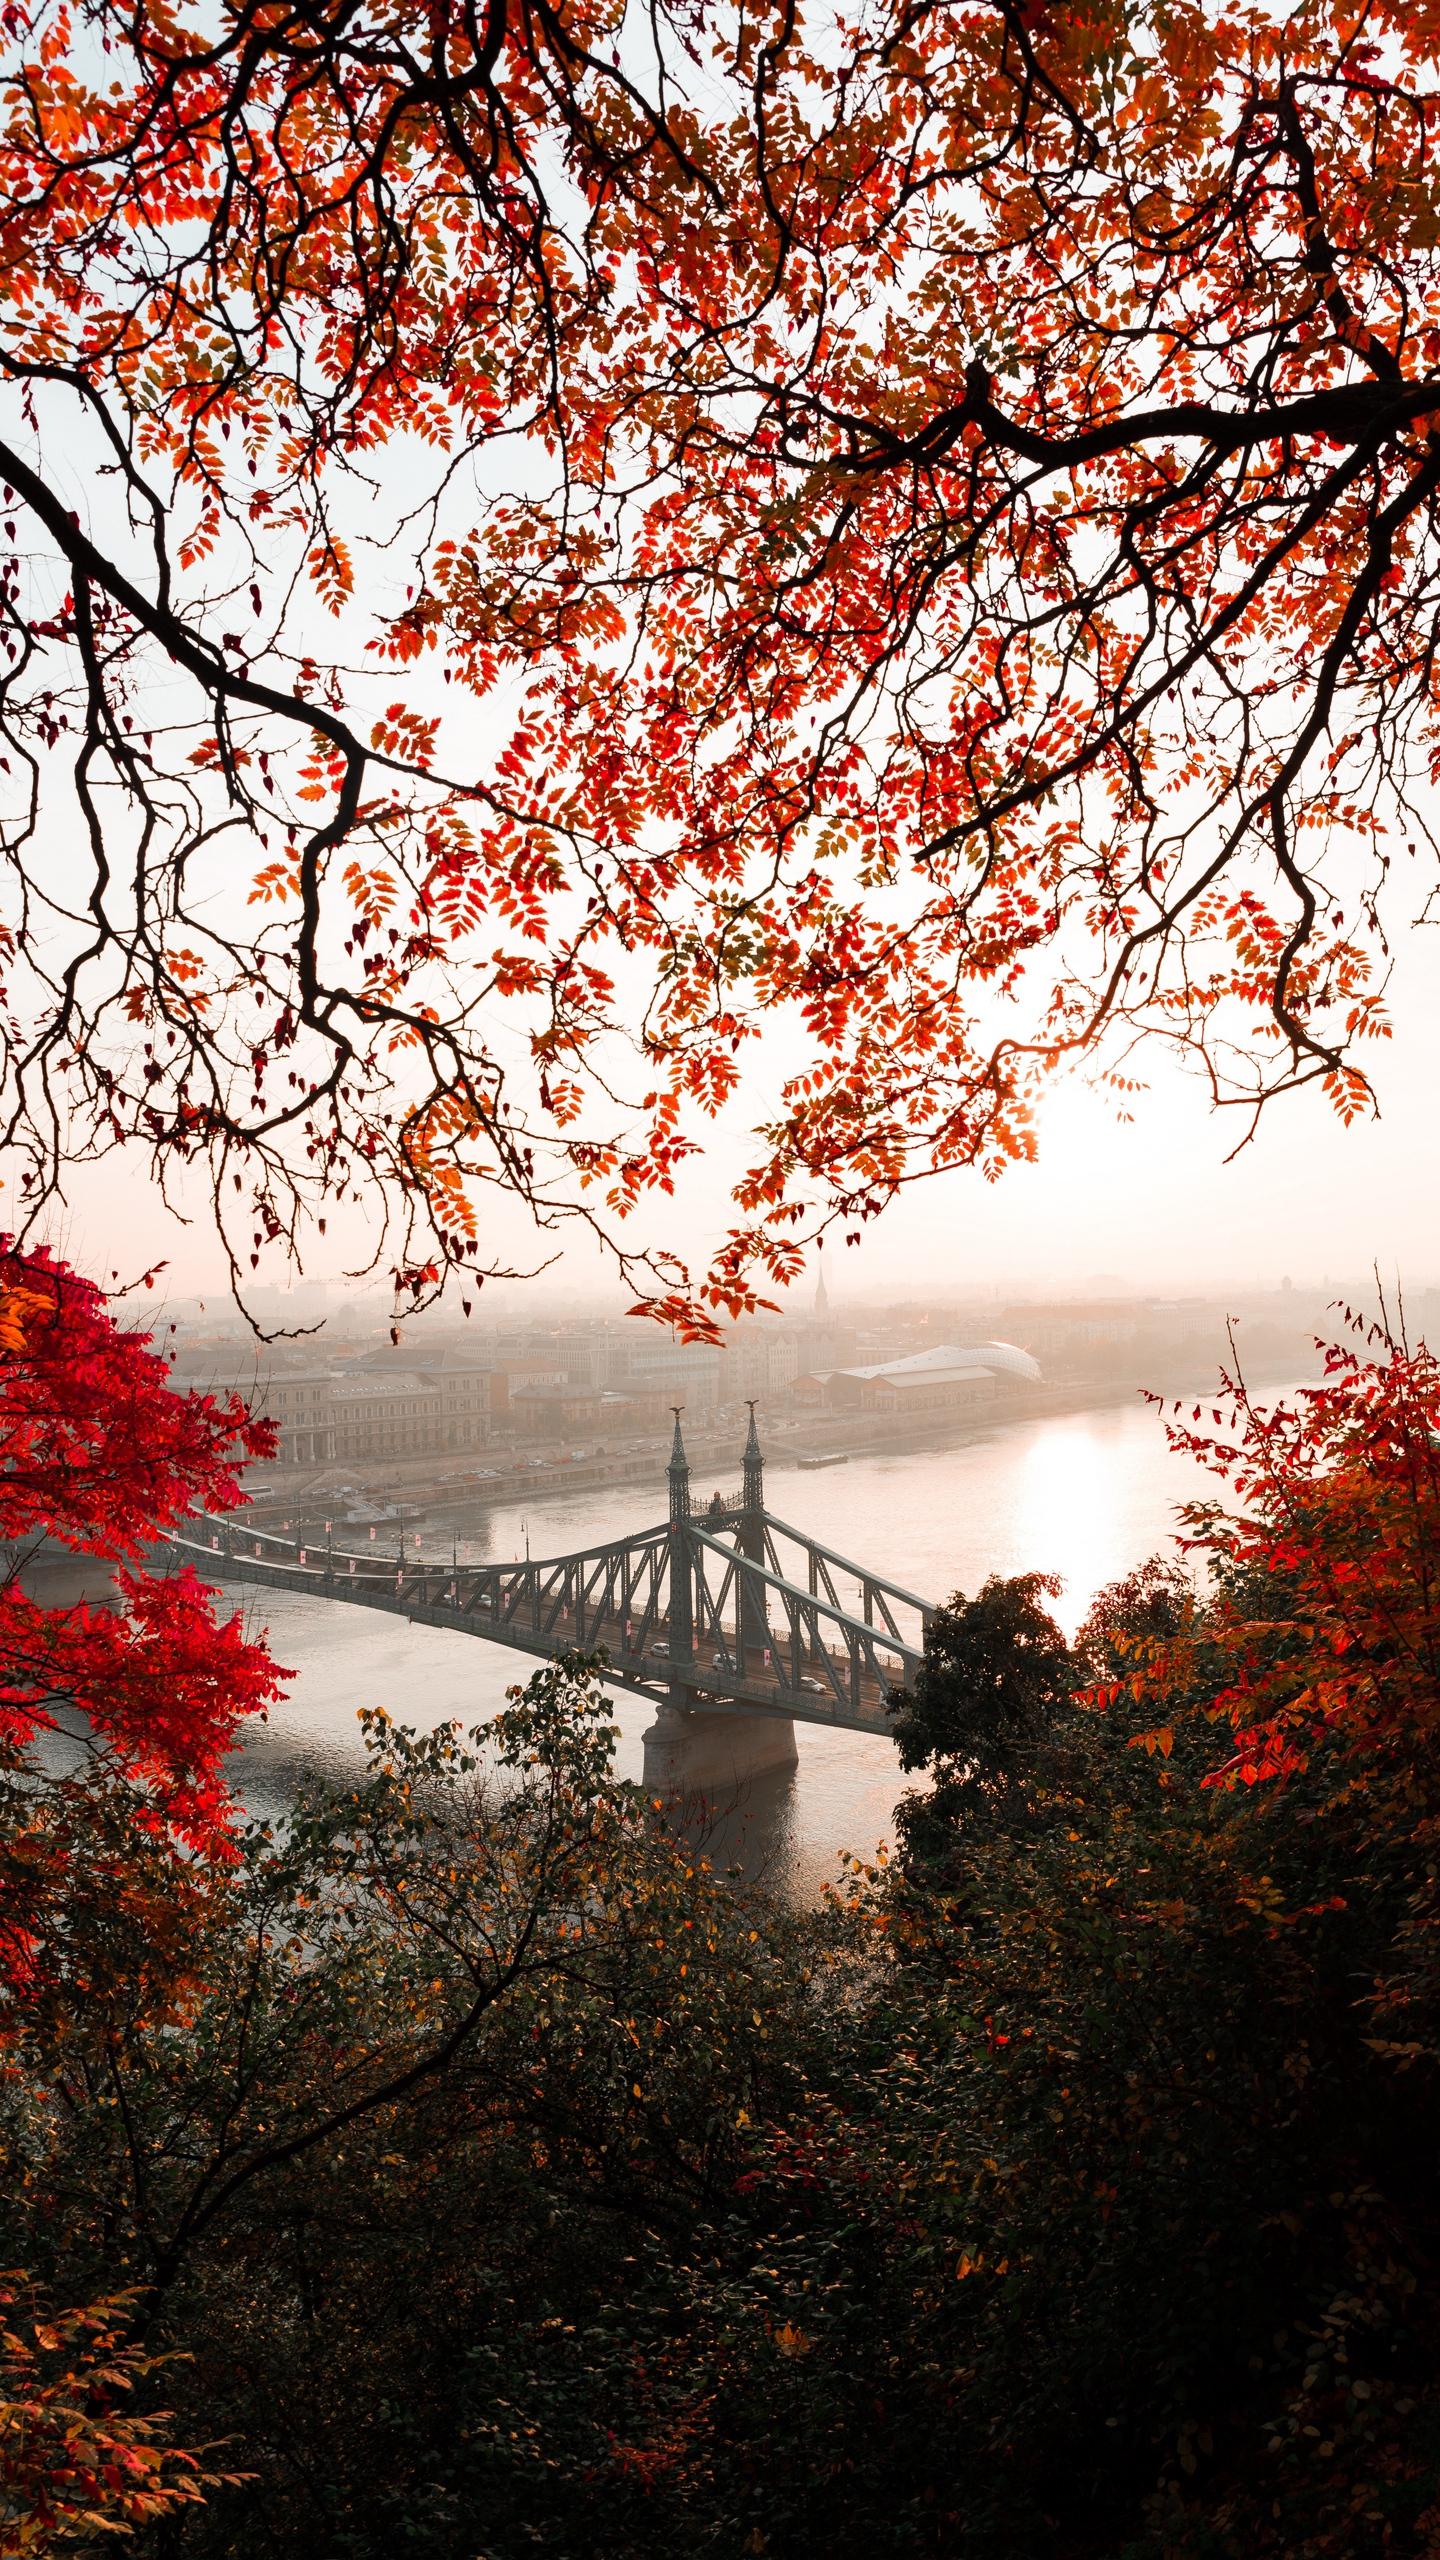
29 891 1440 1312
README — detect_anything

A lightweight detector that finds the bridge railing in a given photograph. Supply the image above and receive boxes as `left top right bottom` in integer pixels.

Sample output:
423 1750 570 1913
171 1502 931 1736
686 1526 920 1713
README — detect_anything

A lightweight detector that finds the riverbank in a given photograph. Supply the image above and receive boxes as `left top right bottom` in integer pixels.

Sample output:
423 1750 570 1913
19 1381 1292 1903
246 1342 1322 1531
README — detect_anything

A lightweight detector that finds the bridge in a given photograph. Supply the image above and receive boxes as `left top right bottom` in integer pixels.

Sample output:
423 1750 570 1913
172 1410 936 1790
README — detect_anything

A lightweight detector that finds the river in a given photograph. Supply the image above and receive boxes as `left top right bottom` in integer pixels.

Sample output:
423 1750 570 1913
231 1385 1286 1900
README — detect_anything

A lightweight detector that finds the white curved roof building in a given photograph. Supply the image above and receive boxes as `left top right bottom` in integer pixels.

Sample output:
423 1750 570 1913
838 1340 1043 1389
953 1338 1043 1384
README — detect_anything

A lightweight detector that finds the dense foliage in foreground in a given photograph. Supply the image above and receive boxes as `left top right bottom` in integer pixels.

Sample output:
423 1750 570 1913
7 1289 1440 2555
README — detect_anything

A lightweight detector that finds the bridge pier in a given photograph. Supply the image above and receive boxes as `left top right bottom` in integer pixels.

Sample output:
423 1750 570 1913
641 1695 799 1796
642 1410 800 1795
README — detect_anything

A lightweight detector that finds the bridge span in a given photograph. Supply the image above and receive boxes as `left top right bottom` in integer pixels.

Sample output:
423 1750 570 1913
173 1410 935 1790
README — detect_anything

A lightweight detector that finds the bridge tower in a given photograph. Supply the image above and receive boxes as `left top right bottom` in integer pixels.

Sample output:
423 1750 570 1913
738 1401 766 1674
640 1406 799 1797
742 1399 764 1510
666 1408 693 1664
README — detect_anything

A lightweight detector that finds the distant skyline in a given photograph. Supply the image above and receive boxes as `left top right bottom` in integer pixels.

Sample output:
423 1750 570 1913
142 1266 1411 1337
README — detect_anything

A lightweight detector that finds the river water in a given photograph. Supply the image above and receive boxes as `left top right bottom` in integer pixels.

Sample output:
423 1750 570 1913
230 1387 1282 1900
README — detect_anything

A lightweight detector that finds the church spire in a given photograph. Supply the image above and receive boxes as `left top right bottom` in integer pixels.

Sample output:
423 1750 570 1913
813 1257 830 1319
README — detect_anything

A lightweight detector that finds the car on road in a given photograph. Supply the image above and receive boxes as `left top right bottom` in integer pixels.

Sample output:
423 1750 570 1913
649 1641 669 1659
798 1675 829 1694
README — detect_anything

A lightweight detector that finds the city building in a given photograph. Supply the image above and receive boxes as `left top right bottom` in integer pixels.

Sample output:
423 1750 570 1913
792 1344 1018 1419
266 1371 337 1466
510 1383 602 1436
489 1329 600 1389
598 1386 687 1431
855 1359 997 1417
721 1321 802 1405
952 1339 1045 1384
1001 1302 1142 1360
261 1352 507 1467
597 1330 724 1418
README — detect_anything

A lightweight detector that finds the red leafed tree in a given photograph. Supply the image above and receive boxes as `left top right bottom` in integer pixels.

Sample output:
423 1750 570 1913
0 1244 281 1851
1127 1324 1440 1795
0 1 1439 1325
0 2278 251 2553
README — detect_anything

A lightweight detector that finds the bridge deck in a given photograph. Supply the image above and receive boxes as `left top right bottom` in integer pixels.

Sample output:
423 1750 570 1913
173 1412 932 1746
173 1530 912 1740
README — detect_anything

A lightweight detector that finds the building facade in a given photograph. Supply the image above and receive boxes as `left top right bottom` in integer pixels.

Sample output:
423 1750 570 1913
792 1348 1007 1419
260 1354 506 1467
1001 1302 1140 1359
597 1331 724 1419
721 1322 803 1404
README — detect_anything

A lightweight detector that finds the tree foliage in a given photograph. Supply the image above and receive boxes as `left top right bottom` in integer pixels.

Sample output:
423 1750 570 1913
0 1238 277 1931
1134 1319 1440 1803
886 1567 1077 1862
0 1652 853 2550
1 0 1438 1323
4 1577 1436 2560
7 1327 1440 2553
0 2278 247 2555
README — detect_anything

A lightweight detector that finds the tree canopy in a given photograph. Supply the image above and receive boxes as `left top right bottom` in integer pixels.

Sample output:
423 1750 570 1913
2 0 1437 1324
886 1567 1076 1859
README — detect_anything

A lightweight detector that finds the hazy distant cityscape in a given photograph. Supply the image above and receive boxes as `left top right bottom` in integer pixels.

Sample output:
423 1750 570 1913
140 1262 1416 1526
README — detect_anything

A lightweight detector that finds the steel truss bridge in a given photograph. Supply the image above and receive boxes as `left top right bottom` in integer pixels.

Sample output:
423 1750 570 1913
171 1412 935 1741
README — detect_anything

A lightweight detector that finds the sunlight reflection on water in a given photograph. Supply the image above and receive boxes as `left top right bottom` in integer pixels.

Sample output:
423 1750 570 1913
227 1384 1304 1902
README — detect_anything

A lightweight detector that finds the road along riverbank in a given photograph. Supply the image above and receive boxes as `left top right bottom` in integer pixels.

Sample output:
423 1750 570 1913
245 1342 1321 1538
